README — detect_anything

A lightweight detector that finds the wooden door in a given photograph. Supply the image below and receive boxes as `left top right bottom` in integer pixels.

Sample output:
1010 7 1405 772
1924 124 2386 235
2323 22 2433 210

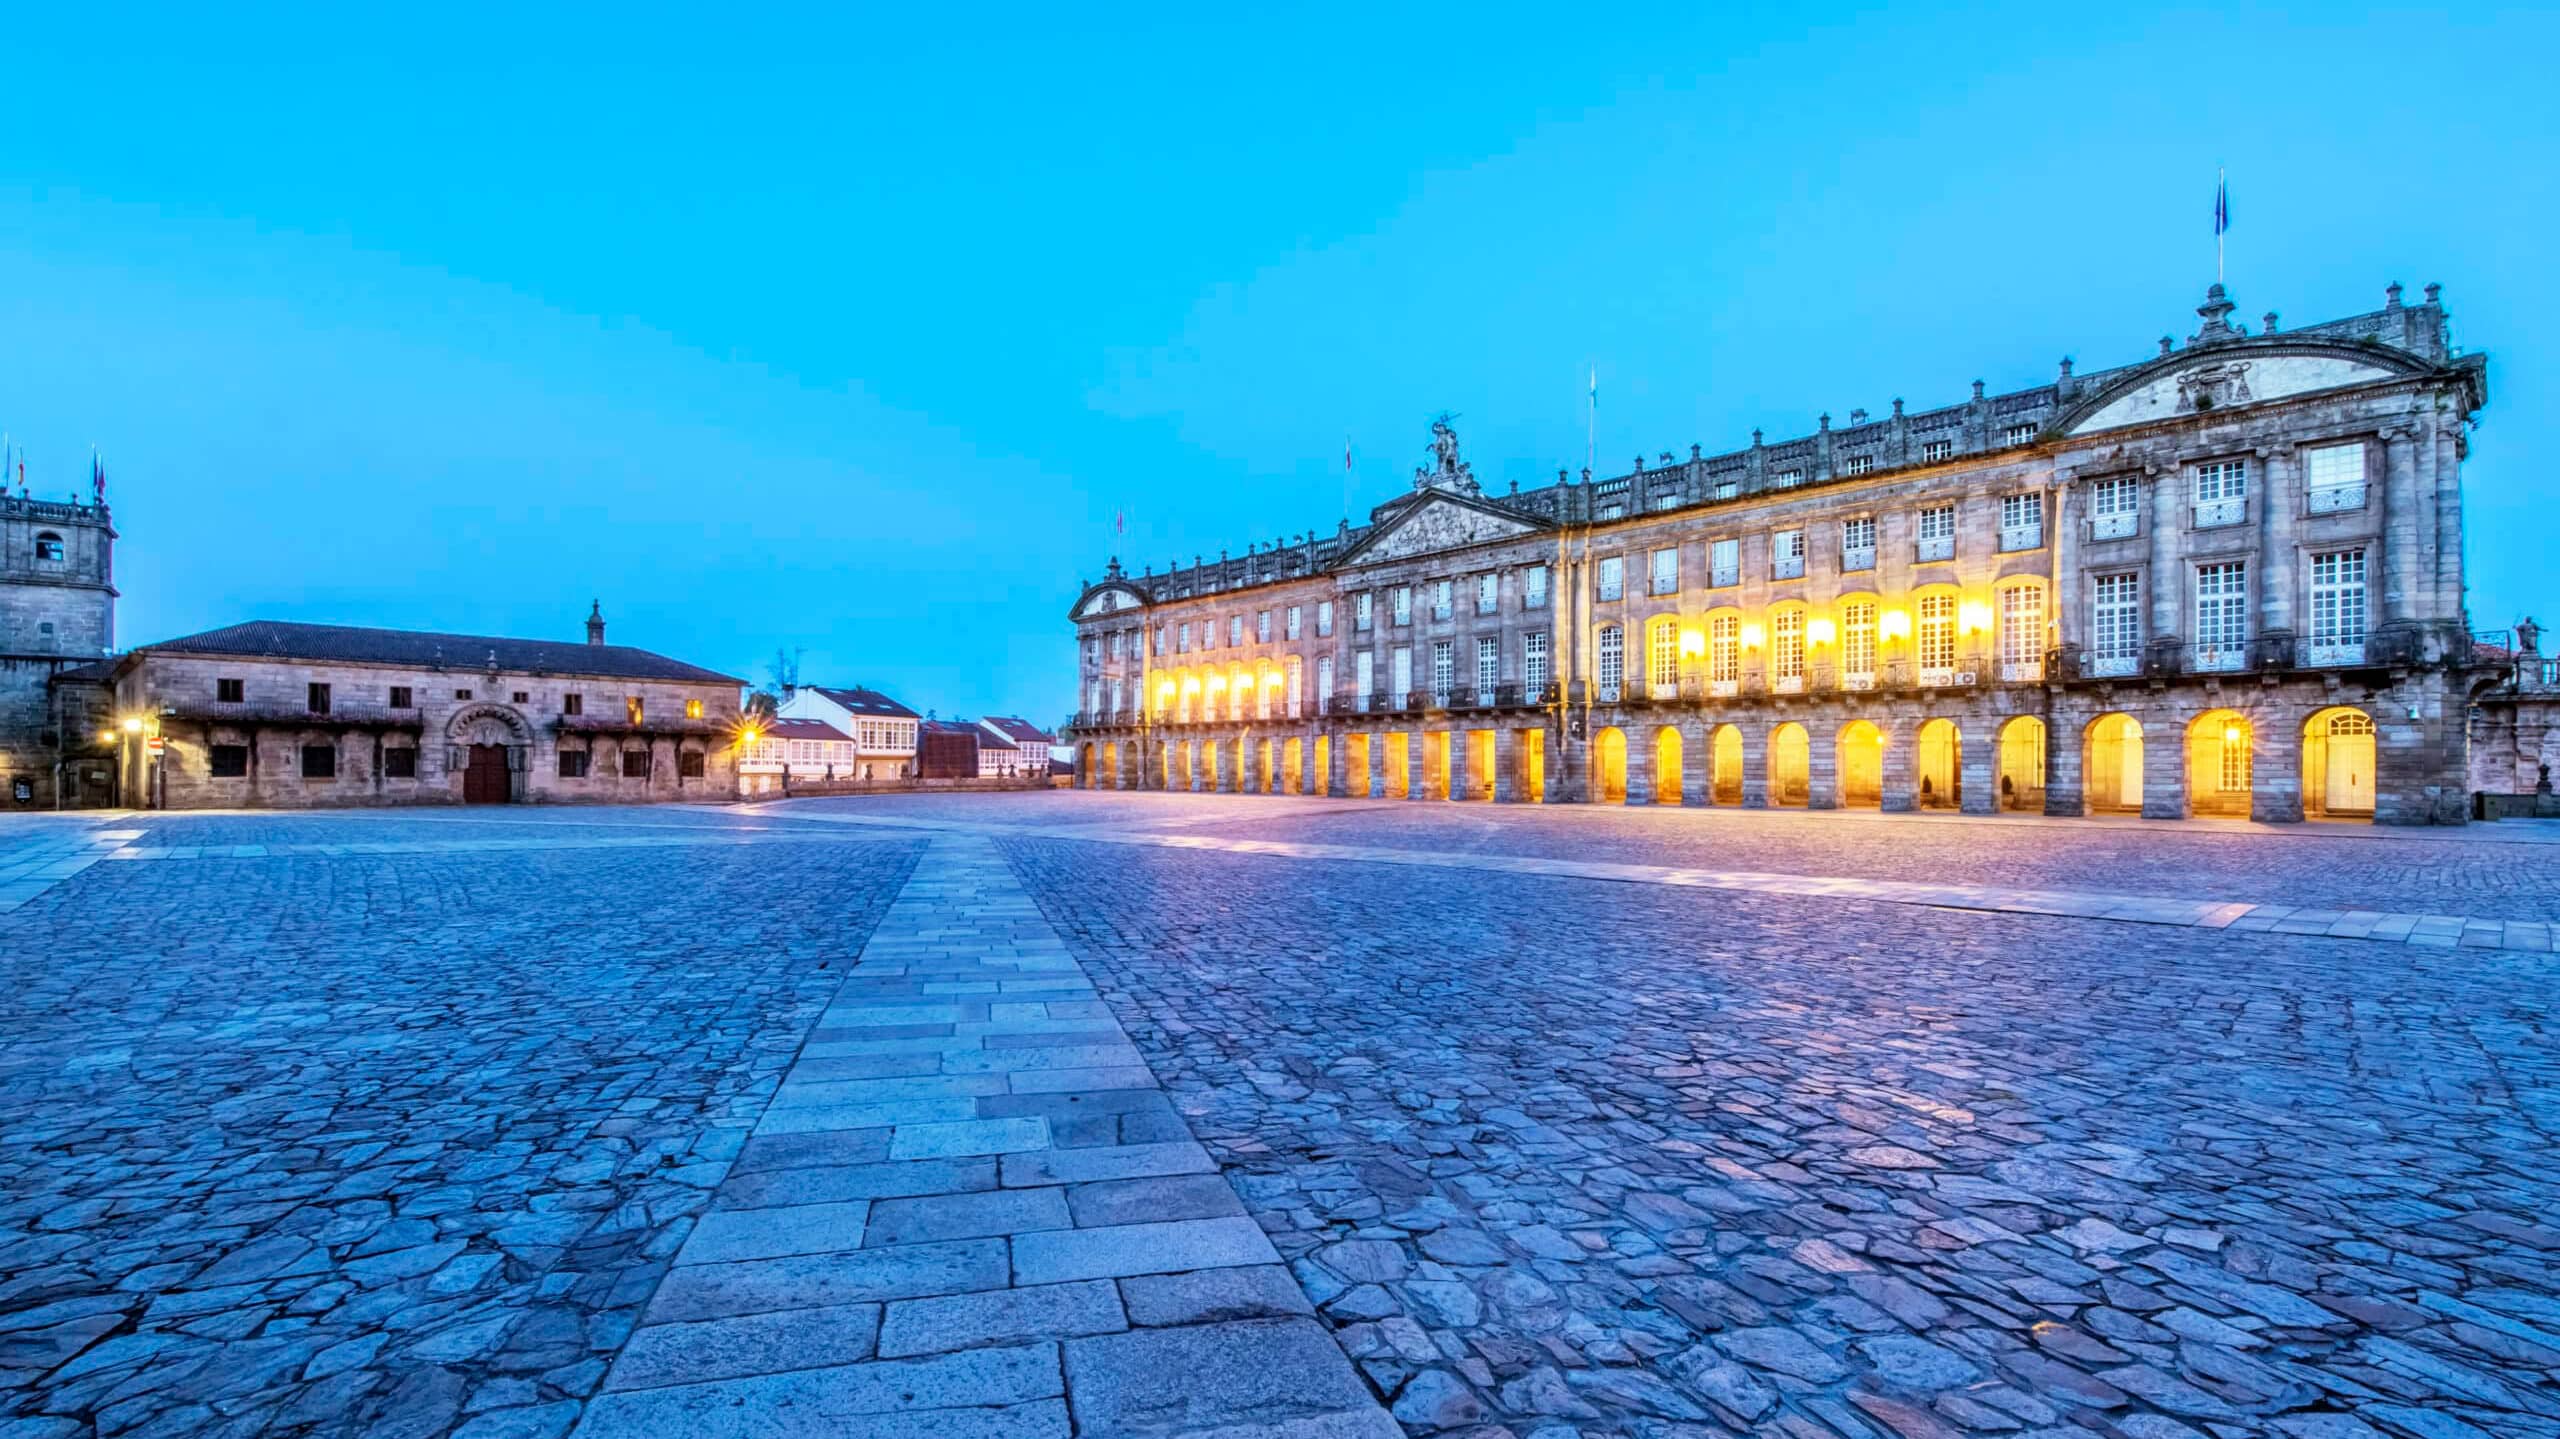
464 744 510 803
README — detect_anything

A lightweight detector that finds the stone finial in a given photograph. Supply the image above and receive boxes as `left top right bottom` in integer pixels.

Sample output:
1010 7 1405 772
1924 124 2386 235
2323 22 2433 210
2160 336 2175 356
2387 281 2404 309
1892 398 1905 417
2195 282 2238 340
1849 408 1867 426
585 600 606 646
1580 467 1592 483
2262 312 2279 334
2057 357 2074 379
1632 453 1644 472
2424 283 2441 305
1751 429 1764 447
1818 412 1831 431
1658 451 1674 466
1971 380 1985 400
1557 467 1569 484
1690 443 1702 460
1509 478 1519 495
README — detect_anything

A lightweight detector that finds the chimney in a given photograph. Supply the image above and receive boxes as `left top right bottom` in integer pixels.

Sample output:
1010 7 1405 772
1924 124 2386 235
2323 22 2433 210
586 600 606 646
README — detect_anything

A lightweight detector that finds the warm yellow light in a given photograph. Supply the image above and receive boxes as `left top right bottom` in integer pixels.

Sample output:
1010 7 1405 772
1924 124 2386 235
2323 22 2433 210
1157 679 1175 698
99 729 117 744
1678 628 1705 658
1206 674 1226 692
122 716 143 734
1234 672 1256 689
1181 676 1201 693
740 727 761 746
1879 608 1913 641
1739 622 1766 649
2223 724 2241 745
1958 600 1994 635
1806 618 1837 646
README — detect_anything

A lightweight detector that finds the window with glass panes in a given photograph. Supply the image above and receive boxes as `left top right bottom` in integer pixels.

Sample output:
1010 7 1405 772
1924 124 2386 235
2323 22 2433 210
1597 556 1624 600
1772 609 1804 683
2309 549 2367 654
1432 580 1453 620
1476 637 1498 693
2093 574 2139 663
1392 586 1411 624
2092 476 2140 537
1431 641 1452 697
1709 536 1739 584
1355 649 1374 699
1177 622 1191 652
1524 564 1549 607
1523 632 1549 691
1229 615 1244 645
2306 443 2366 512
1917 592 1956 673
1918 505 1955 543
1316 655 1332 701
1256 611 1271 642
2195 562 2248 662
1772 528 1805 575
1998 585 2044 674
1476 573 1497 613
1841 600 1877 678
1285 606 1301 640
1316 601 1332 636
1649 548 1678 594
1709 614 1740 683
1596 625 1624 695
1841 516 1876 568
2194 459 2248 504
1648 619 1679 688
1391 646 1412 698
2000 493 2041 537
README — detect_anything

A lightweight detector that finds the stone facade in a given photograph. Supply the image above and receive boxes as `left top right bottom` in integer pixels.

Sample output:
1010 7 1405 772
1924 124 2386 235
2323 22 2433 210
1069 281 2491 825
0 494 117 807
104 616 745 809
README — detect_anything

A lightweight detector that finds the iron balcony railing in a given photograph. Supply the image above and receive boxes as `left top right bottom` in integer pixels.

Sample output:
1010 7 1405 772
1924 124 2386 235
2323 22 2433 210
2308 482 2368 515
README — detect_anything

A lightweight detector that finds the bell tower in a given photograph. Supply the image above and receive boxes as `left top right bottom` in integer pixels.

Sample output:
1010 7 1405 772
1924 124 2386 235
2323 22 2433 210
1 487 119 806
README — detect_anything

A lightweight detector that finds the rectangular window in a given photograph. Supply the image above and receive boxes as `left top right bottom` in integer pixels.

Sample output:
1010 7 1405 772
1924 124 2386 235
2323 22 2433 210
2194 460 2249 527
563 693 583 715
1107 631 1123 661
1775 468 1804 488
1840 516 1876 572
1476 636 1498 694
685 698 704 719
2092 573 2141 676
1713 480 1738 500
210 744 249 778
301 743 336 779
1839 453 1874 476
1392 586 1412 625
1999 493 2043 551
2305 442 2368 513
1524 564 1549 608
2194 561 2248 670
1916 504 1956 561
1430 641 1453 700
1316 655 1332 703
1998 585 2045 680
1315 601 1333 637
559 749 590 778
1596 556 1624 601
1648 620 1679 691
384 747 418 779
1772 529 1805 580
1708 614 1739 687
1476 573 1497 614
1432 580 1453 621
1596 625 1624 698
2005 422 2038 446
2091 477 2140 539
680 751 706 779
1355 593 1373 631
1229 615 1244 645
217 677 245 703
388 686 413 708
1652 492 1683 511
1355 649 1375 704
455 689 473 701
1922 438 1954 463
1772 609 1805 690
2309 549 2368 664
627 697 645 725
1178 622 1191 652
622 748 652 777
1709 537 1739 588
1523 632 1550 693
1841 601 1877 685
512 690 530 704
1650 547 1679 595
1917 592 1957 678
307 682 332 714
1286 605 1302 640
1256 610 1272 642
1390 646 1413 699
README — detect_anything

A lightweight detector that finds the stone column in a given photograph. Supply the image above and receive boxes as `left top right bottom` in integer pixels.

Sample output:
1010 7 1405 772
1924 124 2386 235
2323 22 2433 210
2257 444 2298 657
2251 705 2305 824
1189 741 1205 793
1302 733 1321 796
1959 718 1997 816
2430 418 2463 632
1327 730 1350 797
1624 724 1654 805
2051 476 2078 650
1406 731 1429 801
1741 723 1769 809
1879 721 1915 813
1443 728 1468 801
2147 463 2182 646
1365 732 1386 798
1547 722 1583 803
1493 727 1520 802
2043 712 2086 816
1680 719 1709 806
1805 719 1839 810
2382 425 2419 624
2140 709 2189 819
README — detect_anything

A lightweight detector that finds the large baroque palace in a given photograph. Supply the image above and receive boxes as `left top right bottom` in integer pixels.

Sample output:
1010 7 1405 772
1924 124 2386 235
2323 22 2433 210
1068 280 2499 825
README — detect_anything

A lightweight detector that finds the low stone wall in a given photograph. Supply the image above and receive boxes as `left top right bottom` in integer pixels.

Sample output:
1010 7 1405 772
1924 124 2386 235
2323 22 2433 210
2474 790 2560 821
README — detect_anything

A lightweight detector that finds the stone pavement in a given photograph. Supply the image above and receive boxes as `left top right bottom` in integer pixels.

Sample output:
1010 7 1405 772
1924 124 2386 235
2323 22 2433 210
0 818 141 913
575 834 1395 1439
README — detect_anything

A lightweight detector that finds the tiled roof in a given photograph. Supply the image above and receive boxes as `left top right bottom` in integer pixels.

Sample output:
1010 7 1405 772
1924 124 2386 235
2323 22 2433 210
919 720 980 736
806 686 919 719
979 715 1055 746
138 621 742 685
975 730 1020 752
759 718 851 742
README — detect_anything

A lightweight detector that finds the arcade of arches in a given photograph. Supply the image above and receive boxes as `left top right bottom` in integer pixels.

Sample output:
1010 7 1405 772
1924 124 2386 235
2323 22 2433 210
1081 702 2394 824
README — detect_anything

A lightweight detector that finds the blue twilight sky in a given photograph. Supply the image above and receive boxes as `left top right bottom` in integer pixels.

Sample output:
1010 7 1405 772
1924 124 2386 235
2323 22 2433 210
2 5 2552 724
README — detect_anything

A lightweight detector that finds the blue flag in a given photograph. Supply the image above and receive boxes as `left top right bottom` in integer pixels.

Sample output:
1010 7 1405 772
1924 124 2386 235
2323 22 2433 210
2215 173 2229 236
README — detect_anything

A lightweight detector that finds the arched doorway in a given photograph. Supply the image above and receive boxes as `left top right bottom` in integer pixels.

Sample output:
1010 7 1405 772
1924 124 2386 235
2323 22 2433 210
1345 733 1369 795
1838 721 1883 808
1424 732 1451 800
1384 732 1411 799
1593 727 1627 804
447 703 531 804
1915 719 1960 810
1312 736 1329 795
2188 710 2254 818
1652 727 1683 805
1102 742 1120 790
1768 723 1810 808
1710 725 1744 805
1522 727 1546 803
1465 730 1496 801
2303 707 2376 821
2083 714 2143 814
1282 738 1303 795
1996 717 2046 812
1080 742 1097 788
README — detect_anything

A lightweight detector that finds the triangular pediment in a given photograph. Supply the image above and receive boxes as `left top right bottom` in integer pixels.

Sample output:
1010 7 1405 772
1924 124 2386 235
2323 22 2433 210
2062 341 2423 437
1336 493 1550 569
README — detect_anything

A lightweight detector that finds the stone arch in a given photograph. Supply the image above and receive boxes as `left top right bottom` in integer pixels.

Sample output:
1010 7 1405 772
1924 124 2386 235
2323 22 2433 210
1101 742 1120 790
2083 713 2144 814
1915 718 1961 810
1592 726 1627 804
1710 724 1745 805
2187 709 2255 818
1837 720 1884 808
446 702 534 746
1996 716 2047 812
2303 705 2376 822
1652 725 1683 805
1767 723 1810 808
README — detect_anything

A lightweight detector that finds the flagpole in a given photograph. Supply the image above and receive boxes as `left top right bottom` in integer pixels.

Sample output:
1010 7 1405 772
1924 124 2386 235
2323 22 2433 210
1585 365 1596 479
2215 166 2226 286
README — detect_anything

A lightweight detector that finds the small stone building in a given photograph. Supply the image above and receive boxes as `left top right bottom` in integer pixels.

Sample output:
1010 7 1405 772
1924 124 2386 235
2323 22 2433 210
103 607 745 808
0 490 118 808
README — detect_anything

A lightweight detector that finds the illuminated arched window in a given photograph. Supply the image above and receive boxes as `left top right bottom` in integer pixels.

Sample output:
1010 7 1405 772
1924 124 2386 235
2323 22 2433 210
1771 606 1805 691
1840 599 1878 686
1708 613 1740 685
1916 592 1957 677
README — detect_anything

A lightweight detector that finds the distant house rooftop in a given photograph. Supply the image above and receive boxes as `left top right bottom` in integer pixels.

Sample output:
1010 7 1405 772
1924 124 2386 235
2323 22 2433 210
805 685 920 719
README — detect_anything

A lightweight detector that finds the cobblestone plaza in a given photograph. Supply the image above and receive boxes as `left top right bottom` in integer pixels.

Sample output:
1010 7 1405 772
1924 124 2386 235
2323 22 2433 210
2 796 2556 1438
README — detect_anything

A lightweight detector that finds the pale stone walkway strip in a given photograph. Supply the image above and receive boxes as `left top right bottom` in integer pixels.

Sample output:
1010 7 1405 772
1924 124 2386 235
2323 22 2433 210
574 834 1396 1439
0 822 144 912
